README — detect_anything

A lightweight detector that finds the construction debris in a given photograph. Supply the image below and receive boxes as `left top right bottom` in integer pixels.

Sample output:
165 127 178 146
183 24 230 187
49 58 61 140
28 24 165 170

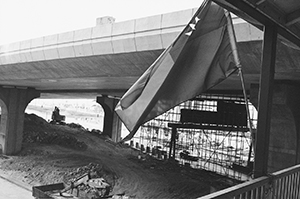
60 162 117 198
59 172 111 198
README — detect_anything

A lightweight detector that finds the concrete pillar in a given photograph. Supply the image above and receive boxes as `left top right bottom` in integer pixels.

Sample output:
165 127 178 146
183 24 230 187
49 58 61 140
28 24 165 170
96 95 122 142
250 82 300 173
0 87 40 155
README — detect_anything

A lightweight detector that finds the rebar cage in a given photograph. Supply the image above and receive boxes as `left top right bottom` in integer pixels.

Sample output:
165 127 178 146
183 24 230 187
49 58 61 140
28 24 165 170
128 93 257 181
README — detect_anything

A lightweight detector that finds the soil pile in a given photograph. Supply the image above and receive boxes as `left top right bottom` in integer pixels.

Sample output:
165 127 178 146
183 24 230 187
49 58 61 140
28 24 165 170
23 114 87 150
0 113 241 198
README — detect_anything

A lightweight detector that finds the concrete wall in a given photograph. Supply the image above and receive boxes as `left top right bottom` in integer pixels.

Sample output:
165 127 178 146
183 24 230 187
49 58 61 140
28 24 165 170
251 82 300 173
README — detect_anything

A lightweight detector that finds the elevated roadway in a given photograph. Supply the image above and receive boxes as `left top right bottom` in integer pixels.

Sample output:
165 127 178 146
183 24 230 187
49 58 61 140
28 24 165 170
0 8 267 98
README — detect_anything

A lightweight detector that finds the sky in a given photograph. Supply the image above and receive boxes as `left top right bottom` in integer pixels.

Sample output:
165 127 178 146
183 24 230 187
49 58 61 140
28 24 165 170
0 0 203 45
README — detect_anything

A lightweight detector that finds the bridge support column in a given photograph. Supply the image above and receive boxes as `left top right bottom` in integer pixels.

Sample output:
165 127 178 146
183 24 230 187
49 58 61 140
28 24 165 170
251 82 300 174
0 87 40 155
96 95 122 142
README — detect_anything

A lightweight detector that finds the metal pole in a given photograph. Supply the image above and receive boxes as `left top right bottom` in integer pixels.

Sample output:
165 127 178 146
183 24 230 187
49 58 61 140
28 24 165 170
169 127 176 159
253 24 277 178
225 10 255 166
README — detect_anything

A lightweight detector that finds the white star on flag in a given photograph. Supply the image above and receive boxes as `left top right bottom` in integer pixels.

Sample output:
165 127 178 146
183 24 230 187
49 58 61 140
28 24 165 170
185 31 193 36
185 16 201 36
189 23 196 30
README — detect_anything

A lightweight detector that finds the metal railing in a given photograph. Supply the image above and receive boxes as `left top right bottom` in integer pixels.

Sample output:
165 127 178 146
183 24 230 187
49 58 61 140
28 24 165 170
199 164 300 199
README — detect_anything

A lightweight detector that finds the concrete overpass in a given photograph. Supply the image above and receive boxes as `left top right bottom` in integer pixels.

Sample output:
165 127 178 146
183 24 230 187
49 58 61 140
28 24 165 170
1 6 300 178
0 9 264 98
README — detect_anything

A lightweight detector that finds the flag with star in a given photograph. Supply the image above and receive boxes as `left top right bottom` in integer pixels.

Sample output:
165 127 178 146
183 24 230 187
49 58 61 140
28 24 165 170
115 0 238 141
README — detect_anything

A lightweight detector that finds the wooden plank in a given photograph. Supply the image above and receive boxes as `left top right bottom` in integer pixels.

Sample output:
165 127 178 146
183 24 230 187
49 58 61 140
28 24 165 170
287 176 291 199
253 23 277 178
284 177 288 199
288 175 292 199
294 173 298 198
259 186 264 198
296 172 300 197
280 178 285 198
274 179 280 199
291 174 295 199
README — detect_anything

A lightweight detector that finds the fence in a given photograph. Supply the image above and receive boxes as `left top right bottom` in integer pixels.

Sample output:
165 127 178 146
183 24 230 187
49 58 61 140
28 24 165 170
199 164 300 199
128 93 257 181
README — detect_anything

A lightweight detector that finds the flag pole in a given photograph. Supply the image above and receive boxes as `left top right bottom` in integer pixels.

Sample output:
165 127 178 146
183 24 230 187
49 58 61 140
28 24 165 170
225 10 255 167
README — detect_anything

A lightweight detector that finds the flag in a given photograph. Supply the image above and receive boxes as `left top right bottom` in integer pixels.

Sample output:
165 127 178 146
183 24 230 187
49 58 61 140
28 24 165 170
115 0 238 141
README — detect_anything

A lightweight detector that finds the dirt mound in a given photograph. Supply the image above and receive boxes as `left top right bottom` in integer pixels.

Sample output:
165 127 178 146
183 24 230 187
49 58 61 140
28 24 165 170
23 113 87 150
25 113 49 125
0 113 240 198
23 131 87 150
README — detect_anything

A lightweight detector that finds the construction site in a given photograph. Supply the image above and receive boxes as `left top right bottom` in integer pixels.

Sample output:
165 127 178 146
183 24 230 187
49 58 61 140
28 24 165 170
2 0 300 198
0 93 253 199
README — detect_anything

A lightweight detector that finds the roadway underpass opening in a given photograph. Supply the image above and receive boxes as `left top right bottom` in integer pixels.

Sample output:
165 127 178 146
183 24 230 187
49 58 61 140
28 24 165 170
25 99 104 132
126 93 257 181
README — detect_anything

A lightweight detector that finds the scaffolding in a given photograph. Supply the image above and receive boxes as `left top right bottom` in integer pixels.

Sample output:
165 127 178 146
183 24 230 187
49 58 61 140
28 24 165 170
128 93 257 181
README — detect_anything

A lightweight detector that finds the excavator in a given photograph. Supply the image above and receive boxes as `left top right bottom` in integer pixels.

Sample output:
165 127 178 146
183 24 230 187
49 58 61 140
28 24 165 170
50 106 66 124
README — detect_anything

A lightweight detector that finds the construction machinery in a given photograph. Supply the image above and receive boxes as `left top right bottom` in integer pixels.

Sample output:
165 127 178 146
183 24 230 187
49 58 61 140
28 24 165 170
50 106 66 124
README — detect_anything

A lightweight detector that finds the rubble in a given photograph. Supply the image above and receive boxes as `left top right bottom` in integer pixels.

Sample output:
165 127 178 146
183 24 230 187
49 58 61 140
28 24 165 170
57 162 117 198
